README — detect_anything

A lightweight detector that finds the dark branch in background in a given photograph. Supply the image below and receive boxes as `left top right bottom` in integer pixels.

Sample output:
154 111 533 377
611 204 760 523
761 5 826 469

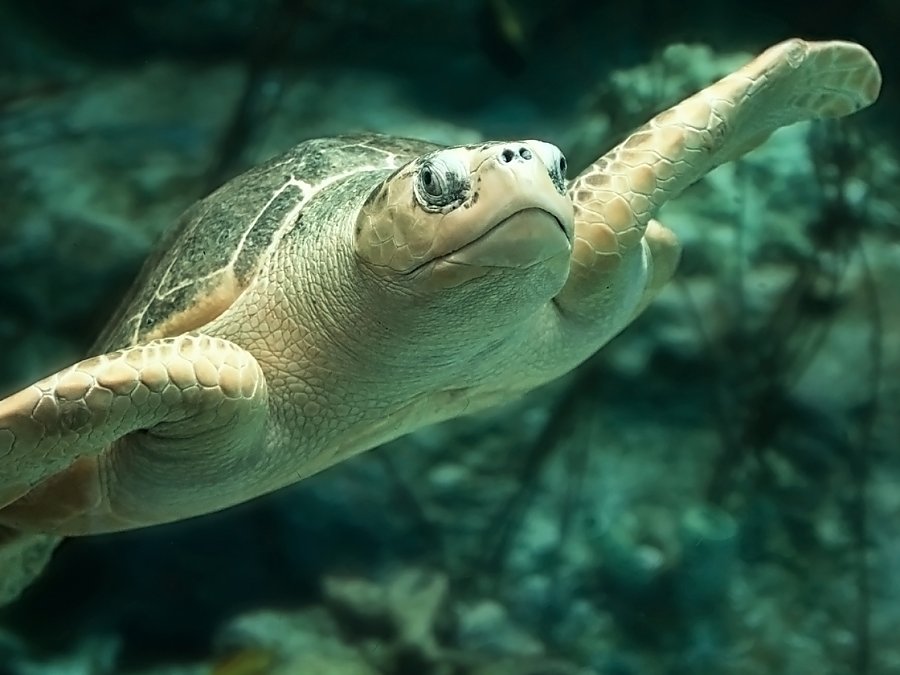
544 407 592 631
203 0 310 192
682 120 879 674
376 453 447 564
849 241 878 675
474 365 597 585
699 210 847 506
809 123 881 675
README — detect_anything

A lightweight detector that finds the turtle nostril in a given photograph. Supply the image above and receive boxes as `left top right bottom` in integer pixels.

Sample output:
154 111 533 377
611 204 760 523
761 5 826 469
500 146 534 163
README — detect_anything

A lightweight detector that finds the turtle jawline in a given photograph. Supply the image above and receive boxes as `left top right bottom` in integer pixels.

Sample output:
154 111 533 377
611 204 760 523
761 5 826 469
405 207 566 275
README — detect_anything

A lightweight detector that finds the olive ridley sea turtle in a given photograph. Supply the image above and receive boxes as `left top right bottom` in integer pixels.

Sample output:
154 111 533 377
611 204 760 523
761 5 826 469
0 39 882 604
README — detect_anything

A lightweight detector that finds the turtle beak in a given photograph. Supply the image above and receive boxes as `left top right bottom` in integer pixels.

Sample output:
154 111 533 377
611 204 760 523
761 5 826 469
438 142 573 270
442 207 569 269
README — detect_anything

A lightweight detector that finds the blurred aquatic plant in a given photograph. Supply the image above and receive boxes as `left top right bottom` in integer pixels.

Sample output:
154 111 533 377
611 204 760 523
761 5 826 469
676 120 883 675
426 80 886 672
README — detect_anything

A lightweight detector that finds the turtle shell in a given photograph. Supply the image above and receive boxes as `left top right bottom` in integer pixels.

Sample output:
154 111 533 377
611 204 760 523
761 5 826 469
95 134 439 352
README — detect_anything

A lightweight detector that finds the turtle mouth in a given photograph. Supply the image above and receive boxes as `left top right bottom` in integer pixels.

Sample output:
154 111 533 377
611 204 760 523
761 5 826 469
439 207 570 269
409 207 571 275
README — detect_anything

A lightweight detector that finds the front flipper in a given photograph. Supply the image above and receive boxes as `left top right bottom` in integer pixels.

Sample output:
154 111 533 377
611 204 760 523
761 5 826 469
634 218 681 318
554 39 881 325
0 333 268 535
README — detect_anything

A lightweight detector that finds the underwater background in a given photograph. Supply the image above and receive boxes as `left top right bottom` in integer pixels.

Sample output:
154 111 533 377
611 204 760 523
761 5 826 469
0 0 898 673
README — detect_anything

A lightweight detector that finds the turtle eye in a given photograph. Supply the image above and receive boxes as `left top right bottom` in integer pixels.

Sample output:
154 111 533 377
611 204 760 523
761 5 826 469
548 150 568 194
421 167 440 196
527 141 568 195
414 154 469 211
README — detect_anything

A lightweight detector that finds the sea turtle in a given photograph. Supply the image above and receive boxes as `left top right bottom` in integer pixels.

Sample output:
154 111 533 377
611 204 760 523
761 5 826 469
0 39 881 603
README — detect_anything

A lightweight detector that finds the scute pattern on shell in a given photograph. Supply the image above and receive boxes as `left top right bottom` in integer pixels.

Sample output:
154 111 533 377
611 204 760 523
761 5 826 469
95 135 440 353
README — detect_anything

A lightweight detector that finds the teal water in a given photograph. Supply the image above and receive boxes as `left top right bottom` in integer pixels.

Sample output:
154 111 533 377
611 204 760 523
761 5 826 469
0 1 897 674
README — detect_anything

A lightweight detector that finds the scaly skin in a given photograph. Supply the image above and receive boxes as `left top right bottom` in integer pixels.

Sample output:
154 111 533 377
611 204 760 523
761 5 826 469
553 39 881 341
0 334 267 533
0 39 881 605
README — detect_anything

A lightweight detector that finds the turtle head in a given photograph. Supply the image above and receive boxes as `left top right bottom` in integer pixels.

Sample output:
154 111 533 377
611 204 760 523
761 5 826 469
354 141 574 296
